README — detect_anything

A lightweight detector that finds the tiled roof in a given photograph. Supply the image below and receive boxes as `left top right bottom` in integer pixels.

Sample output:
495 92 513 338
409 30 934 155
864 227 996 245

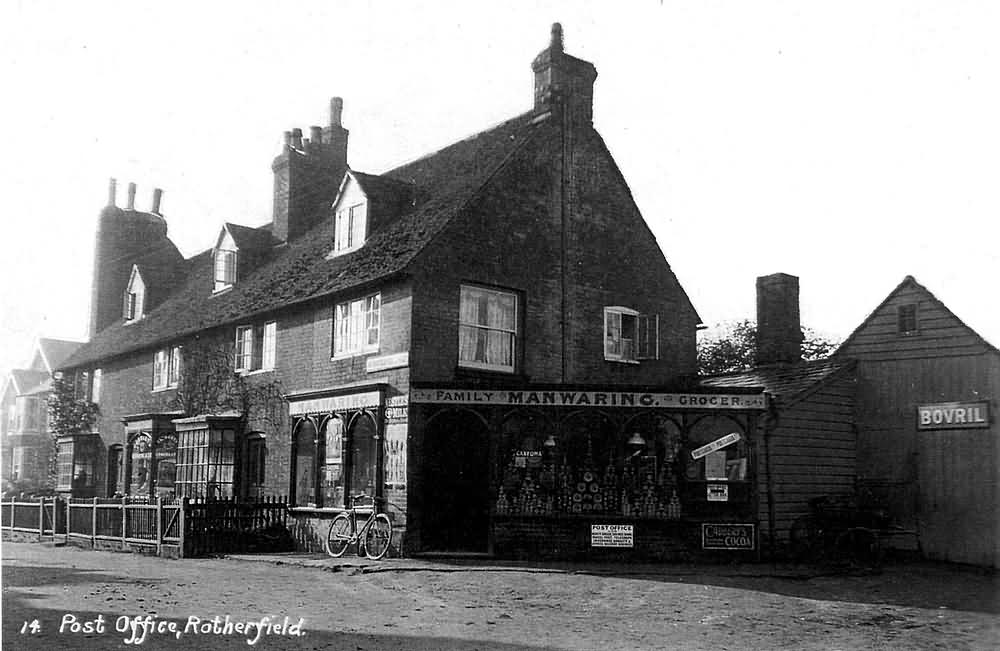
9 369 50 395
37 338 83 372
700 358 854 407
59 112 540 370
225 222 281 250
350 171 414 205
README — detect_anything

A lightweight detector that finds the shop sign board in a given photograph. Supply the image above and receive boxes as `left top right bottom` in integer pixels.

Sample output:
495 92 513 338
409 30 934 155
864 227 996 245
702 523 755 550
591 524 634 548
916 402 990 430
384 395 409 422
706 484 729 502
411 389 766 410
691 432 741 460
289 391 381 416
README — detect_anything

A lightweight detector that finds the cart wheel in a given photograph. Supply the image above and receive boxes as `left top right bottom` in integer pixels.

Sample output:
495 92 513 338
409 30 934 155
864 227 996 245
789 516 821 562
835 527 881 568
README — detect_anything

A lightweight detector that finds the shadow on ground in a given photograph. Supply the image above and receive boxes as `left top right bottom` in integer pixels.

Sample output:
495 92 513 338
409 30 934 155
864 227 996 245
385 557 1000 615
2 593 552 651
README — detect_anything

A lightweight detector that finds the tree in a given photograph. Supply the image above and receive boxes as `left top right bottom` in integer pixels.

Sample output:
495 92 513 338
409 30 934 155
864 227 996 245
697 320 840 375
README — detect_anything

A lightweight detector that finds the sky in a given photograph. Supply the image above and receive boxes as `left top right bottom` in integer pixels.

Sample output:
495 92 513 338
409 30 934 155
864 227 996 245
1 0 998 378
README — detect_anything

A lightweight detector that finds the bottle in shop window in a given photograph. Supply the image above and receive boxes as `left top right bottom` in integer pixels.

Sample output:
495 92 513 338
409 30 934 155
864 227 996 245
668 490 681 520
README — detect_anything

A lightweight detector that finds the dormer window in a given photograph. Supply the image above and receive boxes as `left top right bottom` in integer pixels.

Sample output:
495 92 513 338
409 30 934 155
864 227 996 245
334 203 367 253
215 249 236 292
328 171 369 257
124 265 146 322
213 227 239 293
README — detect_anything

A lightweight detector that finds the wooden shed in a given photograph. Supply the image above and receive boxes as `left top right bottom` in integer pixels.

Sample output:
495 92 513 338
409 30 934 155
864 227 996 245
836 275 999 567
702 359 858 557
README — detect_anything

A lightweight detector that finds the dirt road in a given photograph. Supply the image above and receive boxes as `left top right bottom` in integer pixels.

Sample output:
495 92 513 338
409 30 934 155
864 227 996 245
2 541 997 650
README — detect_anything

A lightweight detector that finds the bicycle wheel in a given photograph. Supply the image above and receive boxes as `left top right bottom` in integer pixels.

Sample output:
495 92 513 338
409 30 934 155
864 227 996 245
789 516 820 562
363 513 393 560
835 527 881 568
325 514 354 557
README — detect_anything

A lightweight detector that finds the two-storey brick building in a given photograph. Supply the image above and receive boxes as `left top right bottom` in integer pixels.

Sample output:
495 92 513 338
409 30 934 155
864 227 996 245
57 25 780 558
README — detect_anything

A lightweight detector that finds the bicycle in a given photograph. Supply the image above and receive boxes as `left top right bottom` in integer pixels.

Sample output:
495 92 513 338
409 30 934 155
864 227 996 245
325 494 393 560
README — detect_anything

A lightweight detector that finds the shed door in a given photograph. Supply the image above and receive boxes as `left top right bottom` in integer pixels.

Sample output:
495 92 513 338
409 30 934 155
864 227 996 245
918 429 998 566
422 410 490 553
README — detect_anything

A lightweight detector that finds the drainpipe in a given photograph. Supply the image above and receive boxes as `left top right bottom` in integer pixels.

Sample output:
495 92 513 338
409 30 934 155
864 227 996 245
763 396 778 562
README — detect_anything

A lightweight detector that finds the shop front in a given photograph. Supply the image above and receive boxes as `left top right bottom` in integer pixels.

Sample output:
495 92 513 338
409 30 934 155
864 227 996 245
283 382 409 553
411 387 767 560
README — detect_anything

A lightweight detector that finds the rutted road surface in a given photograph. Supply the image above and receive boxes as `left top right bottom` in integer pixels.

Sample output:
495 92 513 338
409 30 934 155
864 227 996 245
2 541 997 650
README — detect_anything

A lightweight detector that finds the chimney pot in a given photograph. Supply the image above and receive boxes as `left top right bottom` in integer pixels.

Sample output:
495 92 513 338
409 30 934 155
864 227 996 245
152 188 163 214
551 22 564 52
291 128 303 149
283 130 292 148
310 125 322 148
330 97 343 128
108 178 117 206
127 182 137 210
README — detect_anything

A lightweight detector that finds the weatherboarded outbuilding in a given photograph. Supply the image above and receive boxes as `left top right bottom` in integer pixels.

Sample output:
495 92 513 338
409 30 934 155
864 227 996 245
702 358 857 556
836 275 999 567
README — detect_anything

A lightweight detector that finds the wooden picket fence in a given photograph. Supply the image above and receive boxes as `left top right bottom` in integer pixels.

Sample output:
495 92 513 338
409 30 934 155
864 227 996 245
2 495 290 557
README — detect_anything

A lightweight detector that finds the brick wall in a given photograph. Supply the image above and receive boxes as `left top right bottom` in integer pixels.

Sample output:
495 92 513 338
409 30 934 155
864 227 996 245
408 121 698 387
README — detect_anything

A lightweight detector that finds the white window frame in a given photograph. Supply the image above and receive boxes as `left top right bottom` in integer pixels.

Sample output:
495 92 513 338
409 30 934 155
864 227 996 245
235 326 254 372
332 293 380 359
262 321 277 371
235 322 277 373
458 285 519 373
91 369 102 403
214 248 237 292
334 202 367 254
604 307 659 363
153 346 181 391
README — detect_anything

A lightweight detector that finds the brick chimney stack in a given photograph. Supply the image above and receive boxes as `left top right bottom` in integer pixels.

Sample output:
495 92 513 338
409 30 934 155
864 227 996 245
756 273 804 365
531 23 598 127
89 179 173 338
272 97 350 242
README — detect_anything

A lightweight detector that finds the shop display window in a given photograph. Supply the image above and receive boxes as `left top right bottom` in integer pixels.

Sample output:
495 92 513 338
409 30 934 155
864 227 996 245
294 420 317 506
348 414 378 497
321 417 345 507
175 427 235 499
126 431 177 498
495 411 685 520
293 411 379 508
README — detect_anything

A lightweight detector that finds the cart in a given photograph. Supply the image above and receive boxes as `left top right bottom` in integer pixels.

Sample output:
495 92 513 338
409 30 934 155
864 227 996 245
788 494 910 568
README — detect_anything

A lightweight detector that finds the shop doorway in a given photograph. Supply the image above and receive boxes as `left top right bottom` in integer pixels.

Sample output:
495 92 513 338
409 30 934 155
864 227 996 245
422 409 490 552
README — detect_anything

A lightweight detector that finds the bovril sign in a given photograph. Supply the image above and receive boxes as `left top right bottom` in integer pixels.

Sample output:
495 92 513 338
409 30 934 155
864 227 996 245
916 402 991 430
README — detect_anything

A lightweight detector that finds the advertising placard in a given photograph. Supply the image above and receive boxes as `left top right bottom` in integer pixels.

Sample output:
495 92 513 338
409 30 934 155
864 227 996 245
590 524 634 548
916 402 990 430
691 432 741 460
706 484 729 502
702 523 755 550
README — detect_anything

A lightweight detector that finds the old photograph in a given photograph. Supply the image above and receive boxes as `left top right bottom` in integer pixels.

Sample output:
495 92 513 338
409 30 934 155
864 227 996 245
2 2 997 649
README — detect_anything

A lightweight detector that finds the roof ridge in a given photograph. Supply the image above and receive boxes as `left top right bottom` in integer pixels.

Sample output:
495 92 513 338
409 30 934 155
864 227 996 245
381 111 534 177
